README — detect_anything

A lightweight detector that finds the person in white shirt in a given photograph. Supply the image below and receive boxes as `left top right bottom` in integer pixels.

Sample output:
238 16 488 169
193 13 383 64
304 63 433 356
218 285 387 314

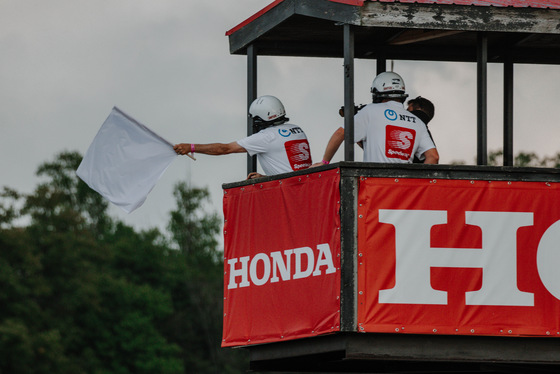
174 95 312 179
315 72 439 166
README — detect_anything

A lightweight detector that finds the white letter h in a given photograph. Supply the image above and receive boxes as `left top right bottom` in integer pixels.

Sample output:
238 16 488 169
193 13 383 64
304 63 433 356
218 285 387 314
378 210 534 306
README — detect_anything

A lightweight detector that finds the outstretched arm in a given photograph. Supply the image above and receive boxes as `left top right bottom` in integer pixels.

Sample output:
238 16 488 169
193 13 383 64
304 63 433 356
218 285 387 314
422 148 439 164
312 127 345 167
174 142 246 156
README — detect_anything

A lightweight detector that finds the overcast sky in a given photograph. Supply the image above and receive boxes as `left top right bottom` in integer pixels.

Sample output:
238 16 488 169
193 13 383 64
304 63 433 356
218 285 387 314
2 0 559 242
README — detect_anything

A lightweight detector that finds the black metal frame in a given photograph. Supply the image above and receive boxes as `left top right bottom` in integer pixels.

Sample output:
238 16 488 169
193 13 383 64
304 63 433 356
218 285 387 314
504 55 514 167
477 32 488 166
343 24 355 163
247 44 258 173
248 332 560 373
244 31 495 169
233 0 560 172
339 165 357 332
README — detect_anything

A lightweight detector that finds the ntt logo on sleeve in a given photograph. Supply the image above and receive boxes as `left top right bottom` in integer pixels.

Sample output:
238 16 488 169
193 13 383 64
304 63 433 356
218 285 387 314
384 109 398 121
278 129 291 137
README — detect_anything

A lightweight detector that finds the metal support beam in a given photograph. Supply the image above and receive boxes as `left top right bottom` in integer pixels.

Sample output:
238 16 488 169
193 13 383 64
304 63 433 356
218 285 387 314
340 173 358 332
504 56 514 166
343 24 355 162
247 44 258 174
477 33 488 166
376 55 386 75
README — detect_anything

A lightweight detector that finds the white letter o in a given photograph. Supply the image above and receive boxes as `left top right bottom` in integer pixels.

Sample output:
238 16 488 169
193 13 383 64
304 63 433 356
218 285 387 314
537 220 560 300
250 253 271 286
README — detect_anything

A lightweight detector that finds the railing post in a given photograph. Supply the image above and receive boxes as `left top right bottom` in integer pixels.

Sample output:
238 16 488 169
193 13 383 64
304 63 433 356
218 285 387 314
247 44 258 174
343 24 355 162
477 33 488 166
340 172 358 332
504 56 514 166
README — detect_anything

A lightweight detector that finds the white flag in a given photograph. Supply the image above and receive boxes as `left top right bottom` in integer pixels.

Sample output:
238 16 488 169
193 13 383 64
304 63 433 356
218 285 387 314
77 107 177 213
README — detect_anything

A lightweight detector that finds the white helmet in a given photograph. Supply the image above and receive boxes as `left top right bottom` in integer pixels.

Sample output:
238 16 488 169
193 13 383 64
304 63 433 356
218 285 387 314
249 95 288 130
370 71 408 103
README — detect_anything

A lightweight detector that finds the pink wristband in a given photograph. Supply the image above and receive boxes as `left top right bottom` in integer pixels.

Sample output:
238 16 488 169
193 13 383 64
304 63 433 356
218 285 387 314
321 159 329 165
191 144 195 153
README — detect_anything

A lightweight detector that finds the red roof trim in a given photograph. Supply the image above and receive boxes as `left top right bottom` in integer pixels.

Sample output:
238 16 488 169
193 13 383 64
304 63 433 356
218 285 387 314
226 0 560 37
226 0 286 36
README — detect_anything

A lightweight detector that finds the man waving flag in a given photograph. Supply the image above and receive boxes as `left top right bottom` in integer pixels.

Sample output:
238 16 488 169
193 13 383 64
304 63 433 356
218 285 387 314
77 107 178 213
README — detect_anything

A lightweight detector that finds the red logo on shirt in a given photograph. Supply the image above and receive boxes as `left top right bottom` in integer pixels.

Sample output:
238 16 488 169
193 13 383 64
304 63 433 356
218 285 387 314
285 140 312 170
385 125 416 161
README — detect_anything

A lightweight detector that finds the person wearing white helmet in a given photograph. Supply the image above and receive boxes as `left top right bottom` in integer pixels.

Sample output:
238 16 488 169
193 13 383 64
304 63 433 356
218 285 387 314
174 95 312 179
315 72 439 165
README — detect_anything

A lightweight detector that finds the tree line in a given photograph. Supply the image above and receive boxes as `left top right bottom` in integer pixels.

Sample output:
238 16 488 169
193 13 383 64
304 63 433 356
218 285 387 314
0 151 249 374
2 149 557 373
452 149 560 167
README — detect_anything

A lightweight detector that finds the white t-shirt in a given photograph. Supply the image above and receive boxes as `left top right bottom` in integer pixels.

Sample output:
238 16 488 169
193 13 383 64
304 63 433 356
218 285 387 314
236 123 312 175
350 101 435 163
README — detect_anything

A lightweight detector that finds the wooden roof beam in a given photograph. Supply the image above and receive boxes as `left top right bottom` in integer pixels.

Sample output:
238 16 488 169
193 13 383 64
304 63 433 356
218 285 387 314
387 29 465 45
360 2 560 34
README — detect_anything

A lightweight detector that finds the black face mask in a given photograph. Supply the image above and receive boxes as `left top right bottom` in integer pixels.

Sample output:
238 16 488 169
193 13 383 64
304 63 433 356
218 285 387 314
251 116 289 132
252 119 270 132
411 110 431 125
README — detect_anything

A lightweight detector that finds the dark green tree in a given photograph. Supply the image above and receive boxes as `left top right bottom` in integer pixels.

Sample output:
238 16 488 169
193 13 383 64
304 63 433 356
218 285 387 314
168 183 220 257
164 182 249 374
0 151 257 374
0 151 183 374
0 187 21 229
23 151 112 239
488 149 560 167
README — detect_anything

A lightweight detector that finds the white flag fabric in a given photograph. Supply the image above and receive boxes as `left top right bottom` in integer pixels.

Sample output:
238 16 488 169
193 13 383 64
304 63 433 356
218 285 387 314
77 107 177 213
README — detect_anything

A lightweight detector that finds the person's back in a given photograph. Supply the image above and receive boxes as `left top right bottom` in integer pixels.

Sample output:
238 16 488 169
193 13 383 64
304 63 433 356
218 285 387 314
314 71 438 167
237 121 311 175
354 72 436 164
355 100 434 163
174 95 312 179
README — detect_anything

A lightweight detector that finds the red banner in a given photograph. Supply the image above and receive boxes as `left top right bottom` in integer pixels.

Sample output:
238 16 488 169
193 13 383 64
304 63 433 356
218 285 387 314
222 169 341 346
358 177 560 337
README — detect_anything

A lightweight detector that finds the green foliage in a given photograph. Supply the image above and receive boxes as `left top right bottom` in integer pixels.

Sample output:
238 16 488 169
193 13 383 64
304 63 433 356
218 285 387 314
0 187 21 228
168 183 220 258
165 182 249 374
487 149 560 167
0 151 249 374
23 151 112 239
450 150 560 167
